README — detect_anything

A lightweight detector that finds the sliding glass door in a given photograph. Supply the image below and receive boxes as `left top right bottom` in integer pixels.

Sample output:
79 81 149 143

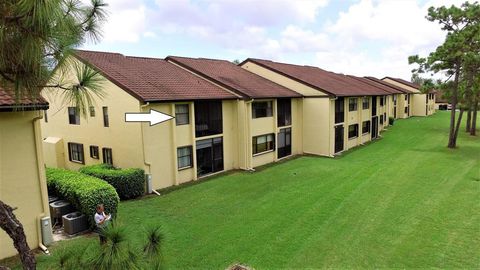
196 137 224 177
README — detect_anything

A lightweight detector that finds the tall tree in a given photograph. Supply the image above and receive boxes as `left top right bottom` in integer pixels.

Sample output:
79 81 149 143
0 0 107 269
409 1 480 148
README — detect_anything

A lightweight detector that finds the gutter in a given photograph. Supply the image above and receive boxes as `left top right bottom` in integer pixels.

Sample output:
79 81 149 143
32 112 50 255
139 102 160 196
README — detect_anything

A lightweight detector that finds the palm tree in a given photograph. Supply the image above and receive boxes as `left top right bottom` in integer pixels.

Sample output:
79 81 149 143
0 1 107 269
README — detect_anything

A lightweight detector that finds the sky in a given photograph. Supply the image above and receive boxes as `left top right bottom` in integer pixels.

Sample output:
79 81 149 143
81 0 462 80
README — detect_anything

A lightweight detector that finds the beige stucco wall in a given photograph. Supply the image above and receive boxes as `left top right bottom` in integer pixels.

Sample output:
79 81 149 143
0 111 50 259
41 62 145 171
412 94 427 116
303 98 331 156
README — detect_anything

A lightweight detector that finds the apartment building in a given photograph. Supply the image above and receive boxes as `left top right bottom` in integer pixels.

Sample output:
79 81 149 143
0 88 50 259
42 50 300 190
382 77 435 117
364 77 414 119
239 58 394 156
165 56 303 168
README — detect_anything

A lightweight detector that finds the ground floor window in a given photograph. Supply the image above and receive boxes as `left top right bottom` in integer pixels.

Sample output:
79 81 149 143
102 148 113 165
196 137 223 176
68 142 84 164
177 146 193 169
253 134 275 155
348 124 358 139
90 145 99 159
277 128 291 159
362 121 370 134
380 115 384 124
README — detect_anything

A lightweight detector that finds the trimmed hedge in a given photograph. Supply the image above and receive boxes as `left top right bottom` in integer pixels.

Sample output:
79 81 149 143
46 168 120 226
79 164 145 200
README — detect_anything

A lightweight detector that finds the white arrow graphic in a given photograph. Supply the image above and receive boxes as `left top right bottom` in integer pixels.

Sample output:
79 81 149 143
125 109 174 126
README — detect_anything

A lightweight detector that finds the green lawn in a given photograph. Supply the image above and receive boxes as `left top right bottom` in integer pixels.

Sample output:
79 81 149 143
4 111 480 269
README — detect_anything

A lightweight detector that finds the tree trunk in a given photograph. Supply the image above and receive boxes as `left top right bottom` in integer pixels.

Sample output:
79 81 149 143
465 108 472 132
471 101 478 136
448 65 460 148
453 108 464 144
0 200 36 270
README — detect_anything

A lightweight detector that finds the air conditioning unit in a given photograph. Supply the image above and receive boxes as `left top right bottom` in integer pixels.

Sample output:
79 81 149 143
49 200 74 219
62 212 88 235
48 196 59 203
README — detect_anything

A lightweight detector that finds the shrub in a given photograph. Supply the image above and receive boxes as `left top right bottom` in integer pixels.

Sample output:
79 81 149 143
389 116 395 125
46 168 120 226
79 164 145 200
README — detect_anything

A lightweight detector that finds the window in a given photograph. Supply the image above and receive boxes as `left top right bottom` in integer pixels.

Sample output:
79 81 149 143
348 98 357 111
252 101 273 118
380 96 385 106
335 97 344 123
44 110 48 123
102 148 113 165
68 107 80 125
393 95 397 105
383 113 387 123
90 145 99 159
89 106 95 117
277 128 292 159
252 134 275 155
362 97 369 110
102 107 109 127
194 101 223 137
177 146 193 169
380 115 384 124
277 99 291 127
68 143 84 163
175 104 189 125
405 95 408 101
348 124 358 139
362 121 370 134
404 106 408 114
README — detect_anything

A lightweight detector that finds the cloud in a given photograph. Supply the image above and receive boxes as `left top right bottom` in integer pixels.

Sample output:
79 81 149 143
101 0 148 43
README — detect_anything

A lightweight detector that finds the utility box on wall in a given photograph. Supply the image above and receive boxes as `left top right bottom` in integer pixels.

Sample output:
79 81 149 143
40 216 53 246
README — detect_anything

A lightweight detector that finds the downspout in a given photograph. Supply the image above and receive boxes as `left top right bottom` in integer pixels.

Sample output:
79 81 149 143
32 112 50 255
140 102 152 172
244 99 255 171
140 102 160 196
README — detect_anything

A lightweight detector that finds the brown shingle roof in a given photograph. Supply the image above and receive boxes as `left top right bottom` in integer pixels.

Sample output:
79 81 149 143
364 77 412 94
348 76 404 94
243 58 391 97
0 87 48 111
166 56 302 99
74 50 238 102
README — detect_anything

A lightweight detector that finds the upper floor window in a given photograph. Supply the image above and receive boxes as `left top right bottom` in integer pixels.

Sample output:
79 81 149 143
380 96 385 106
348 124 358 139
44 110 48 123
393 95 397 105
89 106 95 117
380 115 384 124
277 99 291 127
175 104 190 125
335 97 344 124
195 100 223 137
348 98 357 112
68 142 84 163
252 101 273 118
102 106 109 127
362 97 369 110
68 107 80 125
